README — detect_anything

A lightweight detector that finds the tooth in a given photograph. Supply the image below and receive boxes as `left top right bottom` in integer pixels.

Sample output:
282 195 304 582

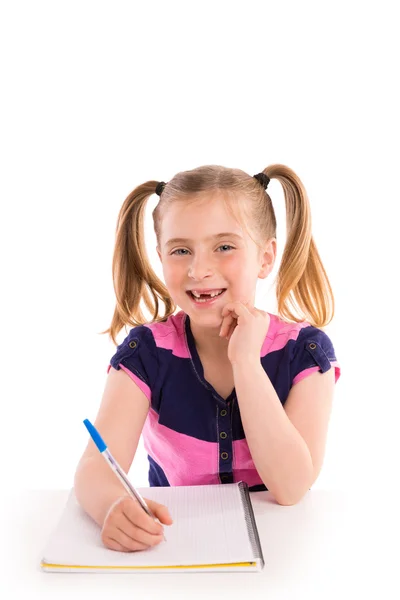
191 289 224 299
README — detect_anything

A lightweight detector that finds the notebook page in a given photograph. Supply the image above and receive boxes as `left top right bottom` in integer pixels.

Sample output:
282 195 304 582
42 484 255 568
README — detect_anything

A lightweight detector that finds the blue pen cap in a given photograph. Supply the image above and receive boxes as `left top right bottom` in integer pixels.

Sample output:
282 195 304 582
83 419 107 452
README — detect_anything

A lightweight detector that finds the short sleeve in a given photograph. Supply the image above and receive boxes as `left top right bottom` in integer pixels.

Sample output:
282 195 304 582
290 326 341 387
106 325 159 402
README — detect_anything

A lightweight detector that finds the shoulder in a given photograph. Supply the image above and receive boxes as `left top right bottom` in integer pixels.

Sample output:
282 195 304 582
112 322 157 360
109 310 188 366
264 312 341 384
107 312 189 403
144 311 189 358
290 322 337 360
265 312 335 353
145 311 186 343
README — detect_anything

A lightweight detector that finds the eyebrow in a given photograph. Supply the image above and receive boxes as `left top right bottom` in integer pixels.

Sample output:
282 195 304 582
164 232 244 247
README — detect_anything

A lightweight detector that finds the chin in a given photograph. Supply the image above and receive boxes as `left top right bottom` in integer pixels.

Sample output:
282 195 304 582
182 303 223 325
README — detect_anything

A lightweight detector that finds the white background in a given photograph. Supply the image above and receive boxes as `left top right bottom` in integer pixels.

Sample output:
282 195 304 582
1 0 398 495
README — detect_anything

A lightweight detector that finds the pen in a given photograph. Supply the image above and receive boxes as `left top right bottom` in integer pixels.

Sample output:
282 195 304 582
83 418 166 541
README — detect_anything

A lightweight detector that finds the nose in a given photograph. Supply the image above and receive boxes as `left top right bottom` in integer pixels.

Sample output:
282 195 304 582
188 252 213 280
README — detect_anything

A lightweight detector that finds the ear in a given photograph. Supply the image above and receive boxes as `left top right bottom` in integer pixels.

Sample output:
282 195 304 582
258 238 276 279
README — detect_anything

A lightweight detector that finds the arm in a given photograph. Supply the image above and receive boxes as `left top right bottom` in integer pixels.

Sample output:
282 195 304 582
74 367 150 526
233 361 335 506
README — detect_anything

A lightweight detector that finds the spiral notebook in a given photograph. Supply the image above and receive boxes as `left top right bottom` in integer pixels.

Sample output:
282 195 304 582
41 481 264 573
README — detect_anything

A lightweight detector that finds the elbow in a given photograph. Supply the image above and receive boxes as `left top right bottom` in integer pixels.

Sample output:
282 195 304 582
273 484 313 506
262 461 315 506
275 496 299 506
275 493 306 506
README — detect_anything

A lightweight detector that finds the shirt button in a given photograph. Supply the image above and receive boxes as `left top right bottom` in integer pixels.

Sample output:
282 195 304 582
309 343 317 350
220 432 227 439
220 409 227 416
221 475 229 481
221 452 229 460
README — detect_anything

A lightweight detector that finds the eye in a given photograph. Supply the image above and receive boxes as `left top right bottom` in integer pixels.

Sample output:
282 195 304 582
217 244 234 252
171 248 190 256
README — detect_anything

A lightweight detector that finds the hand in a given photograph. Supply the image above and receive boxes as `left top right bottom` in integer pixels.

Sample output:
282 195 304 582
101 496 173 552
219 301 270 365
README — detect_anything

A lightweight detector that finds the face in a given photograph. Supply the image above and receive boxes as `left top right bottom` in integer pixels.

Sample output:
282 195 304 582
157 193 276 330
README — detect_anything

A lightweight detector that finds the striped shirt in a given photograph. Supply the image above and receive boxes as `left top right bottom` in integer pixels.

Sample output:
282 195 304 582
107 310 341 491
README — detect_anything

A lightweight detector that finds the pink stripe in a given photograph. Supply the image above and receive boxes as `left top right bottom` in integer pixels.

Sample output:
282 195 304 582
292 361 341 386
107 364 151 401
143 408 220 485
232 439 264 487
142 409 266 487
145 312 190 358
261 315 310 356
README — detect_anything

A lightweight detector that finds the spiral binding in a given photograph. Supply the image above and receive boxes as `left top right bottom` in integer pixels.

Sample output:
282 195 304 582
238 481 265 568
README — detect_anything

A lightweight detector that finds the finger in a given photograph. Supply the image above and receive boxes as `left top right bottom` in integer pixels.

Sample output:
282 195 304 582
219 313 235 337
222 301 252 318
120 498 165 535
220 314 237 340
113 511 165 546
226 321 237 340
103 535 131 552
147 501 174 526
117 520 164 548
220 301 250 336
104 533 151 553
222 302 252 323
126 498 174 532
121 507 164 538
139 498 174 528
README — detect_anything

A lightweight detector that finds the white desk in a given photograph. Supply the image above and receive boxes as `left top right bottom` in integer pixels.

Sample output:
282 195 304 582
0 489 398 599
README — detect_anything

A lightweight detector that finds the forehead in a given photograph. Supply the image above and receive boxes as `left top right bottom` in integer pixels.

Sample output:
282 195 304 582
159 193 248 240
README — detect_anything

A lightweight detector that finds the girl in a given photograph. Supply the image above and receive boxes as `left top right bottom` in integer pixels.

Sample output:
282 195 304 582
74 164 341 553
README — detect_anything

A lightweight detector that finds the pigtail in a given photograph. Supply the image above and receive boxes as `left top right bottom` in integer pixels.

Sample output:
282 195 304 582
265 164 335 329
99 181 175 346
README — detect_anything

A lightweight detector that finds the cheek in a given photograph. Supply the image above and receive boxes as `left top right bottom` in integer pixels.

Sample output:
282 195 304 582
223 253 249 275
224 255 258 287
162 261 185 288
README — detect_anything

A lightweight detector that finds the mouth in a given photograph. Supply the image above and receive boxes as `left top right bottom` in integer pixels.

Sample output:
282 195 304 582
186 288 227 305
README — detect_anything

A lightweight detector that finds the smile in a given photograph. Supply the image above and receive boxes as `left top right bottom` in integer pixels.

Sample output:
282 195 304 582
186 289 226 304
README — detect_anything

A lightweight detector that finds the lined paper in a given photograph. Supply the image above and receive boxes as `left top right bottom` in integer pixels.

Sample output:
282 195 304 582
42 484 256 569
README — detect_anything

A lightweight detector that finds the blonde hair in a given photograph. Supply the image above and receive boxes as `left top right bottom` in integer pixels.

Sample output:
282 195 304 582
100 164 335 346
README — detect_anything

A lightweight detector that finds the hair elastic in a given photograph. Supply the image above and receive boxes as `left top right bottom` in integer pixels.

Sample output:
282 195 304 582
253 172 270 189
155 181 166 196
